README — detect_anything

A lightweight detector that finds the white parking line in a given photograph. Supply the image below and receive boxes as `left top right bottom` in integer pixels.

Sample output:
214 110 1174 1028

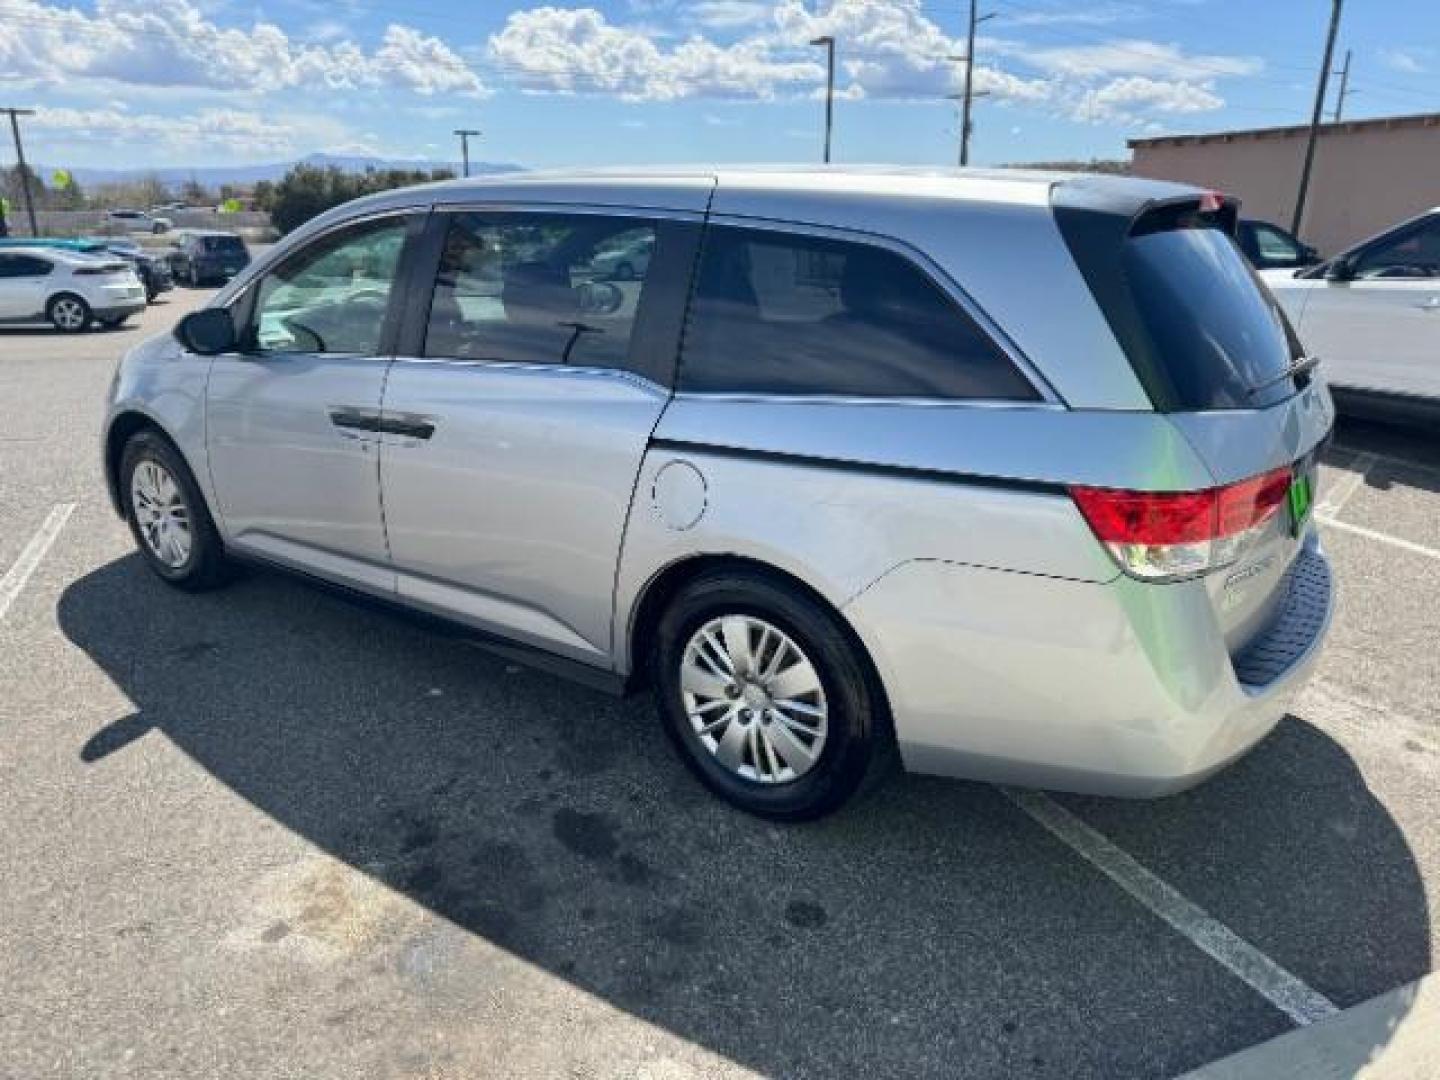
1317 516 1440 562
1316 452 1376 517
1001 787 1340 1027
0 503 76 622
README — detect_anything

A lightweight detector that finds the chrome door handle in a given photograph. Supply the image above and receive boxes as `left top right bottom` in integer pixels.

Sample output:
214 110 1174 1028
1420 296 1440 311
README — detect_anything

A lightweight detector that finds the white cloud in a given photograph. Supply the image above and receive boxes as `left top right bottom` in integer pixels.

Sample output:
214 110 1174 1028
690 1 774 30
0 0 488 97
1003 5 1138 27
485 0 1246 128
487 6 819 100
29 105 328 157
1013 38 1261 80
1379 48 1428 75
1071 76 1222 123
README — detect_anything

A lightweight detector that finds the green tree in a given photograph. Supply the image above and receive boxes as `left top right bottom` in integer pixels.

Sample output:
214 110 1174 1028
180 177 211 206
268 163 455 235
251 180 276 212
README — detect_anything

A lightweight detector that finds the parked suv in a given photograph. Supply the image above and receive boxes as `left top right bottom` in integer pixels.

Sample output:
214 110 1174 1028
167 230 251 286
0 246 145 331
103 168 1335 818
1263 207 1440 423
107 209 172 235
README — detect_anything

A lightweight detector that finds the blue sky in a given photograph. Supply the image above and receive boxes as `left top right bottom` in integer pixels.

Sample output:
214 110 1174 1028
2 0 1437 170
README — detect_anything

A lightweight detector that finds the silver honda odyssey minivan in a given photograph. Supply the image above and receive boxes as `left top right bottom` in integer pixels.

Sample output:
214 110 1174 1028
103 167 1335 819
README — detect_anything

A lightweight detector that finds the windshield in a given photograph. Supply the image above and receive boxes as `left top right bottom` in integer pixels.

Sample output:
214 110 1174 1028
1124 225 1302 409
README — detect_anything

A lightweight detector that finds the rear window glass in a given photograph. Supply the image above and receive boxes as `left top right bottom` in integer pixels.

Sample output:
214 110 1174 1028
1124 225 1301 409
202 236 246 253
678 226 1038 401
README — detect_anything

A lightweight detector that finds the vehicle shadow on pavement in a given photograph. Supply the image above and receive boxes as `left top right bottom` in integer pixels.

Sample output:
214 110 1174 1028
59 556 1430 1079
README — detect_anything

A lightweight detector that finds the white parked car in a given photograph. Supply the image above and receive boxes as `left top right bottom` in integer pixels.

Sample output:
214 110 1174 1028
1263 208 1440 422
0 246 147 331
107 208 172 235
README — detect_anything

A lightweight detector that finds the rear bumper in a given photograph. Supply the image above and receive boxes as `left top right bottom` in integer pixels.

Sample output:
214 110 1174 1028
94 302 147 320
844 530 1334 797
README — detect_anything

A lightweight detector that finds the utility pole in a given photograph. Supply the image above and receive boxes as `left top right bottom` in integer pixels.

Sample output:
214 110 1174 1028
453 128 481 178
1292 0 1343 238
954 0 995 167
2 107 39 237
945 88 989 166
810 36 835 163
1331 48 1353 123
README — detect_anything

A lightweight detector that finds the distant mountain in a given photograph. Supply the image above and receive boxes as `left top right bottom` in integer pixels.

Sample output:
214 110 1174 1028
39 153 523 188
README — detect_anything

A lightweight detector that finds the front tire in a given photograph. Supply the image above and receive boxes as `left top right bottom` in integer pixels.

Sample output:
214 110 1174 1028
654 571 887 820
47 293 91 333
120 431 233 591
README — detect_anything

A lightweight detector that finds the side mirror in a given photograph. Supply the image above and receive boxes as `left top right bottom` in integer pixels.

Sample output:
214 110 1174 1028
175 307 238 355
1325 257 1356 282
1299 245 1321 266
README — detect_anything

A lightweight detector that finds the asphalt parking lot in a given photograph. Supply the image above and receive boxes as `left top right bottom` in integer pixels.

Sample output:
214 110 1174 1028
1 291 1436 1079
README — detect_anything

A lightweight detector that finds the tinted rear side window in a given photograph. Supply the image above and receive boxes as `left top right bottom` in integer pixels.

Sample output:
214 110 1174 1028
678 226 1038 401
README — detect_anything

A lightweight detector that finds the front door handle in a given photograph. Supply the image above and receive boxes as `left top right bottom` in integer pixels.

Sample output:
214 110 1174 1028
381 416 436 440
1420 296 1440 312
329 407 382 433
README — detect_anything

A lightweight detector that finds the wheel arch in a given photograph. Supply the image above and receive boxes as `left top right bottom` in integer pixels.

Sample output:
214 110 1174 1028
104 411 181 516
625 554 893 729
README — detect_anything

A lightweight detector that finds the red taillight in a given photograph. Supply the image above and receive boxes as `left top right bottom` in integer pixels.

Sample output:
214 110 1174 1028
1070 466 1293 580
1216 467 1291 537
1069 487 1216 545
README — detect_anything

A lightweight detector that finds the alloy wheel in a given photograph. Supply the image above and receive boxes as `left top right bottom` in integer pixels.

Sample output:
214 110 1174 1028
51 298 87 331
131 459 193 569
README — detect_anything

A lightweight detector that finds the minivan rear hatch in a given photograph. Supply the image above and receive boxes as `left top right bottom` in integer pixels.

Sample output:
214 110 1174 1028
1054 184 1334 658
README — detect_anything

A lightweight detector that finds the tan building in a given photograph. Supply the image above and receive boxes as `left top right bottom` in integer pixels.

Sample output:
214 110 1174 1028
1129 111 1440 257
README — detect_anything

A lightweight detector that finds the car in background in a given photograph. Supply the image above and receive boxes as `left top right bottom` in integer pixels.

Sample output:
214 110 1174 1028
92 238 174 302
107 209 172 235
591 232 655 280
0 246 145 331
166 230 251 287
1236 219 1320 270
1262 207 1440 423
0 237 174 303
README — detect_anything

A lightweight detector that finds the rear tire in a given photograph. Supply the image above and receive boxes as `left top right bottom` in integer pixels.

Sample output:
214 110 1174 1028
47 293 91 333
120 430 234 591
653 570 888 820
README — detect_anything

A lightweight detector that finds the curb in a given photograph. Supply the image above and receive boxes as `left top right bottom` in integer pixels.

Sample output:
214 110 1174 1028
1177 974 1439 1079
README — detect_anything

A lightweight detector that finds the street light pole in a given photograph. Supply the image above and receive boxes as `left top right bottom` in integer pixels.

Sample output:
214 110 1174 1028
453 128 481 178
810 36 835 163
1 107 40 237
1291 0 1344 238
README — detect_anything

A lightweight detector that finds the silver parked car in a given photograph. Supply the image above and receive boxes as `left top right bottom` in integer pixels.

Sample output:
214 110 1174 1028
103 167 1335 819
